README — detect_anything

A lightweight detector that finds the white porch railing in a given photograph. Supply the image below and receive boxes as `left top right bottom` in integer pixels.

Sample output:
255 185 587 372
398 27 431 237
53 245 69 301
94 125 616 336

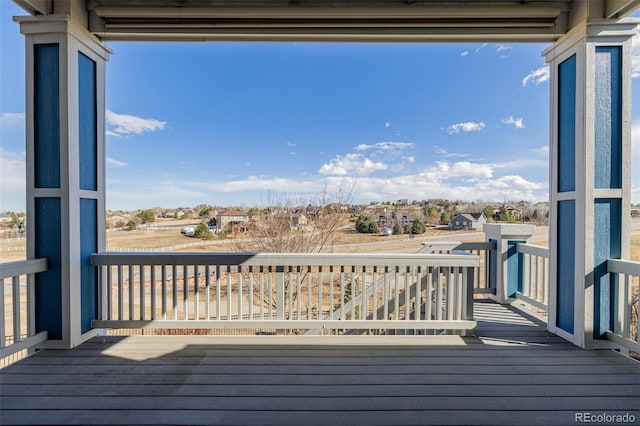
606 259 640 353
515 243 549 314
91 252 479 335
0 259 48 361
418 241 494 295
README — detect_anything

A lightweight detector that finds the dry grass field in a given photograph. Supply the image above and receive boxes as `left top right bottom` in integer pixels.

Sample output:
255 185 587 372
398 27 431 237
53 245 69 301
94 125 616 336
2 224 640 262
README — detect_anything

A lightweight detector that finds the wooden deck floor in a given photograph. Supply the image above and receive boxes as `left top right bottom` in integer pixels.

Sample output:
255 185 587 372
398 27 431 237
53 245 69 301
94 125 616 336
1 300 639 425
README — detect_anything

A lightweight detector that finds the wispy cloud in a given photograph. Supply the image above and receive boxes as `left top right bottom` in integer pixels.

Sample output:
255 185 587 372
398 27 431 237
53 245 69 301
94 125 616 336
522 66 550 87
355 142 414 151
446 121 485 135
287 142 296 147
385 121 391 128
434 146 473 158
496 44 512 53
318 153 387 176
0 112 25 127
501 116 525 129
106 109 166 137
475 43 488 53
460 51 469 57
106 157 128 168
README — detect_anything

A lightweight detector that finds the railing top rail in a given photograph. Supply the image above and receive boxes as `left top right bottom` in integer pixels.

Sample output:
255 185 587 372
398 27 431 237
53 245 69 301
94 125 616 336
419 241 493 253
516 243 549 258
91 251 480 267
607 258 640 276
0 258 47 280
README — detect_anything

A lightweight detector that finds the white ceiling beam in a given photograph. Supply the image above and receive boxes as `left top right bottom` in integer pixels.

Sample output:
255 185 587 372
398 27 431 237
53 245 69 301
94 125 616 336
92 5 563 20
605 0 640 18
12 0 52 15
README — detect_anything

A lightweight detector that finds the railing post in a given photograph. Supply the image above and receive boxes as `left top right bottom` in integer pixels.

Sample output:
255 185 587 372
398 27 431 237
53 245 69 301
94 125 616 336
484 224 536 304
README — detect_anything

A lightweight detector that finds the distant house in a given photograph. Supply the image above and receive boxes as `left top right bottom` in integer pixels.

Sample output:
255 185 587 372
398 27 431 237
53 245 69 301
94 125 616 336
449 213 487 230
216 210 249 232
377 215 390 226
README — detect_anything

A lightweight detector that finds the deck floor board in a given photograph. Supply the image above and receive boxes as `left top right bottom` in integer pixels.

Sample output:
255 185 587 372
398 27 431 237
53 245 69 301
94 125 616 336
1 301 638 425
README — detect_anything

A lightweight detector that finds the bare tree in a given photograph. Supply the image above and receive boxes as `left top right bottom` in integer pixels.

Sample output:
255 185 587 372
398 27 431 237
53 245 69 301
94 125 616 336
233 185 355 318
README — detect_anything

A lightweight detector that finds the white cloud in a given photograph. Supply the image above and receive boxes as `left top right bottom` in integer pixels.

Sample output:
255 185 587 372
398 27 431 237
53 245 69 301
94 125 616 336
632 121 640 160
434 146 473 158
106 109 166 136
530 146 549 156
355 142 414 151
632 27 640 78
106 157 128 168
522 66 550 87
0 149 26 211
385 121 391 128
287 142 296 147
501 116 525 129
496 44 512 53
446 121 485 135
460 51 469 57
0 112 25 127
475 43 488 52
318 153 388 176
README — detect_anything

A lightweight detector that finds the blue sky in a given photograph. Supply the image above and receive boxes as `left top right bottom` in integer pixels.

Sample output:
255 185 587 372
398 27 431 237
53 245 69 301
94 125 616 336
2 1 640 211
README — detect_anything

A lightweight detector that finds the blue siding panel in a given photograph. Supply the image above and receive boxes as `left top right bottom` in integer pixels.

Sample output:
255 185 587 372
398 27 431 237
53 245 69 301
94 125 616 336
34 44 60 189
506 241 525 298
34 198 62 340
488 239 497 290
78 53 97 191
593 199 621 338
558 55 576 193
80 199 98 333
594 47 622 189
557 200 575 334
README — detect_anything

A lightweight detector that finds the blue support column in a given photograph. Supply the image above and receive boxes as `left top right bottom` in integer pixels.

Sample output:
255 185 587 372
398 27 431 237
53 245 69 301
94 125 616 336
545 19 636 349
18 15 110 349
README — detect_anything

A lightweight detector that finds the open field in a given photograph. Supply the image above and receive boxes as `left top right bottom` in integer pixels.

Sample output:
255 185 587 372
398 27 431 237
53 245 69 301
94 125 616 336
2 225 640 262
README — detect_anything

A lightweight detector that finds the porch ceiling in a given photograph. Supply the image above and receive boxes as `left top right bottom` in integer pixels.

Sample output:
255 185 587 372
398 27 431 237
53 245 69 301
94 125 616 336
13 0 640 42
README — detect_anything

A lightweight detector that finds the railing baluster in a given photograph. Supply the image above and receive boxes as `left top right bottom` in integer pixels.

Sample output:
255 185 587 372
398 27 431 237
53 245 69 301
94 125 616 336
172 264 178 320
307 266 312 320
12 276 20 343
117 265 123 320
394 266 400 320
287 266 293 320
128 265 134 320
194 265 200 320
139 264 145 321
383 266 389 320
415 266 422 321
361 265 367 323
216 265 221 320
161 264 167 320
248 266 254 321
183 265 189 320
318 265 323 320
329 266 334 320
259 266 264 320
150 265 156 320
205 265 211 321
425 267 433 321
238 266 243 320
226 265 232 320
296 266 301 320
106 265 112 320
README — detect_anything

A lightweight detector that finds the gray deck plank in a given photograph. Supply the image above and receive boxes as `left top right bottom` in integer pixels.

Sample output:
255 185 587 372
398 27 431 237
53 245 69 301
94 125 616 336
1 300 638 426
